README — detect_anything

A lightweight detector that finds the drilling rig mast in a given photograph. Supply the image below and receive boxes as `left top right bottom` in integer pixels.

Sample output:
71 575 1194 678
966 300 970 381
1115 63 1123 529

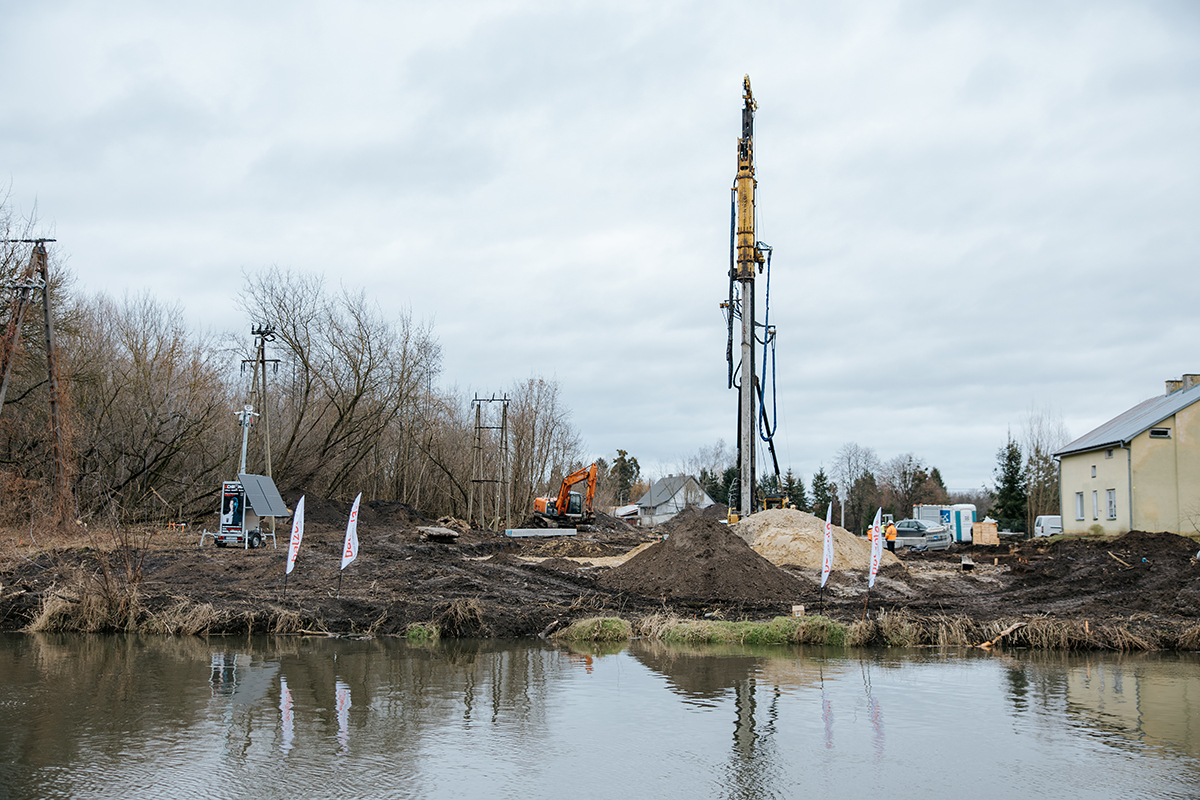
725 75 778 521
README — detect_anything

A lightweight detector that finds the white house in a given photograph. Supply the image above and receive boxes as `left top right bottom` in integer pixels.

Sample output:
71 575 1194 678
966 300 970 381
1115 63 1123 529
635 474 714 526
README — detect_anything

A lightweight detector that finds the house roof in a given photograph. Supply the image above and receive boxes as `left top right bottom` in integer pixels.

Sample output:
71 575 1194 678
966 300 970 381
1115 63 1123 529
635 474 696 507
1055 382 1200 457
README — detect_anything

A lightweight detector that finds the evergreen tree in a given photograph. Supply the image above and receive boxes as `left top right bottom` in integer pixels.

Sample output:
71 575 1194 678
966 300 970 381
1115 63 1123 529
758 472 781 498
782 468 808 512
926 466 950 504
610 450 641 505
992 436 1027 533
698 467 723 505
810 467 836 520
846 470 881 535
723 465 740 509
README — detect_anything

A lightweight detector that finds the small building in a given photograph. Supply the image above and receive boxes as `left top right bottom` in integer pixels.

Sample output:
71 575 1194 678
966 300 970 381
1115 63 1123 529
1055 375 1200 535
613 503 640 524
635 474 714 527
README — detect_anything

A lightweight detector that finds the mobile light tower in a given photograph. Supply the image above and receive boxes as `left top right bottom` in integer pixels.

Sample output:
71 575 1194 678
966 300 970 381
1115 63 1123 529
724 75 778 521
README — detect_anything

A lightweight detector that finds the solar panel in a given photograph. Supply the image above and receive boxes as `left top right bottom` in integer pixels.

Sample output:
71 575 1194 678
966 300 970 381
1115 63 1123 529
238 473 290 517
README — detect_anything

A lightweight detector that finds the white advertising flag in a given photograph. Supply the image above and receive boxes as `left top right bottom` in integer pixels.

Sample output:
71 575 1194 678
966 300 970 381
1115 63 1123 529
868 507 883 588
341 493 361 570
286 496 305 575
821 503 834 588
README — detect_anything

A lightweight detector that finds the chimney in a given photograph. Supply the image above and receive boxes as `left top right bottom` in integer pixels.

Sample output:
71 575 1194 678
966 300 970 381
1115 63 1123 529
1166 379 1183 395
1184 374 1200 391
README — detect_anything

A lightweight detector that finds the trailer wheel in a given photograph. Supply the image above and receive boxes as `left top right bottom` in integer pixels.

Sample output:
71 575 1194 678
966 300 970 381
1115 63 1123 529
249 532 263 549
215 540 226 548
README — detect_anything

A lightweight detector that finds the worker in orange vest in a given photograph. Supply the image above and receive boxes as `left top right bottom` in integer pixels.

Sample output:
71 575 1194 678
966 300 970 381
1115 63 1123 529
885 521 897 552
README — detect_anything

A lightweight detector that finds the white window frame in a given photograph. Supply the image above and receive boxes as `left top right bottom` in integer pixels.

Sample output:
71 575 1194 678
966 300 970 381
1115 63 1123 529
1091 465 1097 478
1092 490 1099 520
1075 492 1085 521
1150 428 1171 439
1106 489 1117 520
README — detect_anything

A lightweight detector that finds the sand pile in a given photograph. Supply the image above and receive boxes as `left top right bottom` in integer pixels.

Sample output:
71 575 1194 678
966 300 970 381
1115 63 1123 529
731 508 900 570
597 516 808 601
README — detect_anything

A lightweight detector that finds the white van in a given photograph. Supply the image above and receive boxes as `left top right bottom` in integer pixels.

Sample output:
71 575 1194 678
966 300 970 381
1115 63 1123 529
1033 515 1062 537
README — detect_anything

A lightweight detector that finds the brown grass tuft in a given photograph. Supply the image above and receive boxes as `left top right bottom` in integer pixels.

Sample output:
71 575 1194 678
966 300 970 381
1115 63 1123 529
436 598 485 637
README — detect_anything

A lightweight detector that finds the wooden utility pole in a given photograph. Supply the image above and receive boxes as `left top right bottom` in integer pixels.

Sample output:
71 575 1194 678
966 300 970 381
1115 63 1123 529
468 394 510 531
1 238 73 524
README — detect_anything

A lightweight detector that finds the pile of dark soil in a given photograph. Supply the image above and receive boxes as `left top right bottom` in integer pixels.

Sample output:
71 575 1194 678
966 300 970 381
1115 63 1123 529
599 516 809 601
1005 530 1200 616
592 510 636 531
519 539 620 558
533 557 583 573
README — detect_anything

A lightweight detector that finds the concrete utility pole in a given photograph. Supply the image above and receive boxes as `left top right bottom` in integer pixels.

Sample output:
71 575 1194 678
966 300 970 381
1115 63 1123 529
236 404 258 474
732 76 765 520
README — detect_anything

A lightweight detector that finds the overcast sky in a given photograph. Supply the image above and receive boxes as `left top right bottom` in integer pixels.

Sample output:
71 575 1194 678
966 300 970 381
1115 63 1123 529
3 1 1198 490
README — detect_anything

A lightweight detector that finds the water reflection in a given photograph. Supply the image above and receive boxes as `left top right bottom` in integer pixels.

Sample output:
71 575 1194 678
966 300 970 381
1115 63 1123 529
999 651 1200 760
1 634 1197 800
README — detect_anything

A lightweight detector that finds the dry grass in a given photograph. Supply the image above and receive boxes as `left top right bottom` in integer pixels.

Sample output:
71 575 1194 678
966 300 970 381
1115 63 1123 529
144 598 220 635
556 617 632 642
1178 624 1200 650
633 613 849 646
269 607 306 634
436 598 485 636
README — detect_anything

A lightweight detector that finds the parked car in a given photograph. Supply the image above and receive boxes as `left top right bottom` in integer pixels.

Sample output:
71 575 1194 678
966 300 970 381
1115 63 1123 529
893 518 952 551
1033 515 1062 537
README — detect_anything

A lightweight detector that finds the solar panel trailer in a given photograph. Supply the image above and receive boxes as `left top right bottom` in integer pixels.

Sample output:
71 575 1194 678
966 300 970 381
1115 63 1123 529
209 473 289 549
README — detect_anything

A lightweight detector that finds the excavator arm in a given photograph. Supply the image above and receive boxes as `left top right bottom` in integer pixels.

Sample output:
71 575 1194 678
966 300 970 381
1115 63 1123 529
553 462 597 517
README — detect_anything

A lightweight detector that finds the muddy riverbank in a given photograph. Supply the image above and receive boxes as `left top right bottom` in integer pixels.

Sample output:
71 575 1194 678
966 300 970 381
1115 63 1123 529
2 500 1199 649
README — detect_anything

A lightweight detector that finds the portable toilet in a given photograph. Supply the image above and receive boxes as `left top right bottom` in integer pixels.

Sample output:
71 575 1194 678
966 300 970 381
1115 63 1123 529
947 504 976 543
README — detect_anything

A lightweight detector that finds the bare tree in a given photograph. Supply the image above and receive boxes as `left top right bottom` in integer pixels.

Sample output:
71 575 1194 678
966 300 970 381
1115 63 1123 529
879 452 943 517
1021 403 1070 533
68 292 236 521
831 442 879 528
507 377 582 520
239 267 440 500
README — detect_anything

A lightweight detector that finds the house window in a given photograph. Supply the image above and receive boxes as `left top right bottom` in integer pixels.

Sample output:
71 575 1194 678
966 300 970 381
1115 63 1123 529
1092 491 1099 520
1091 465 1097 478
1105 449 1114 459
1150 428 1171 439
1106 489 1117 520
1075 492 1085 520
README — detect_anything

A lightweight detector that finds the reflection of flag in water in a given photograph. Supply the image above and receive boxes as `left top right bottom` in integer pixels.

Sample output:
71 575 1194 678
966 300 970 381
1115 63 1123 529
822 684 833 750
336 679 351 753
821 503 834 588
868 693 884 761
280 676 294 753
868 508 883 589
341 493 361 570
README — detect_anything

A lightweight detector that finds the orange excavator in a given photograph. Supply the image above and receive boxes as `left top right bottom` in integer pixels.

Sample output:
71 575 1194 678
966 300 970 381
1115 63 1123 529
533 463 598 527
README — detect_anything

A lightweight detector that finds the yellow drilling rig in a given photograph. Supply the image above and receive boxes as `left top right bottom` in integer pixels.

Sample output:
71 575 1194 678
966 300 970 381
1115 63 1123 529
723 76 788 523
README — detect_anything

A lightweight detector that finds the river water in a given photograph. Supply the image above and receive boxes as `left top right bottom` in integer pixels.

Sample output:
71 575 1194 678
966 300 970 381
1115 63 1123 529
1 633 1198 799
